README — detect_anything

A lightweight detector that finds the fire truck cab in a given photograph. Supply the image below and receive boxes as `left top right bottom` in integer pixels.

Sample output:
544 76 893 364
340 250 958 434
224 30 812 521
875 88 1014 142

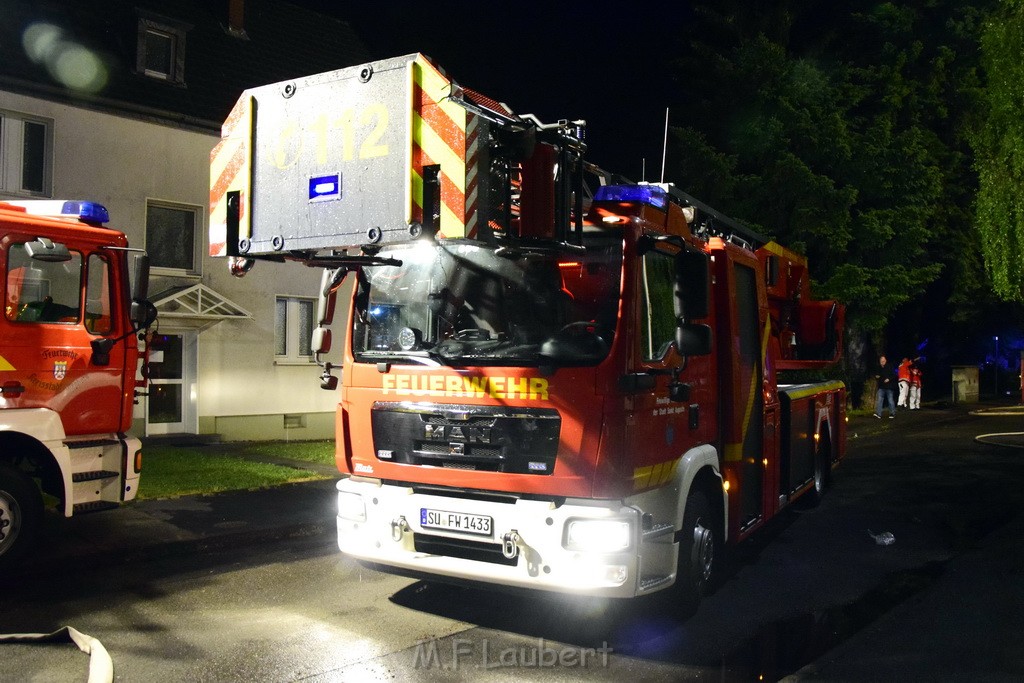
0 200 155 569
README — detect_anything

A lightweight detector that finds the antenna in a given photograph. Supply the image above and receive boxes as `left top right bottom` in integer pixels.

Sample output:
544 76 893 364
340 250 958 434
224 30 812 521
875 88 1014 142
660 107 669 183
642 158 646 182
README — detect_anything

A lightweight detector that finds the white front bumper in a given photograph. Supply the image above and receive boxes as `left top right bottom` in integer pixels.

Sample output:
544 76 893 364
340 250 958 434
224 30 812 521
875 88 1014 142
335 477 671 599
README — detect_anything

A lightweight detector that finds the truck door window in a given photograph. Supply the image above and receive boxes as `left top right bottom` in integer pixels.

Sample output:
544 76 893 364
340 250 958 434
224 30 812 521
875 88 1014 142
639 250 677 361
5 243 82 323
85 253 113 334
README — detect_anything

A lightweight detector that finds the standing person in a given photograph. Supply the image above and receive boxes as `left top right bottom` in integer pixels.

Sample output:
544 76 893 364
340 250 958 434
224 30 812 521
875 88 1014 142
909 361 923 410
874 355 897 419
897 357 912 408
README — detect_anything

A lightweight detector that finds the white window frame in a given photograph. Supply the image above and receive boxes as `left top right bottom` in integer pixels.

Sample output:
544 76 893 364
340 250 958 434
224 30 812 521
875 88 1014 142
136 13 190 85
275 296 315 364
0 110 53 198
145 199 202 276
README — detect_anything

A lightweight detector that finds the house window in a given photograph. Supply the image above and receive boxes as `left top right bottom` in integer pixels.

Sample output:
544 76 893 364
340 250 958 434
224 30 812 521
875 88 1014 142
136 14 189 85
275 297 314 362
146 200 200 274
0 111 52 196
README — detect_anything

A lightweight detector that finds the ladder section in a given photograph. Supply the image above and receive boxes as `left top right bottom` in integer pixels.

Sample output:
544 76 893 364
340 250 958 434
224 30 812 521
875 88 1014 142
66 437 128 514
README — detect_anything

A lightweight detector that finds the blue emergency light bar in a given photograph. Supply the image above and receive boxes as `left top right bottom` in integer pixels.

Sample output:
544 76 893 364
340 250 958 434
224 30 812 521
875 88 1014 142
3 199 110 224
592 184 669 209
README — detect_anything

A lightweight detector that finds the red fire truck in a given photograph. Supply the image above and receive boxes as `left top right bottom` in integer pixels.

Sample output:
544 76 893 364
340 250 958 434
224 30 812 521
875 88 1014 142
0 200 155 569
210 54 846 600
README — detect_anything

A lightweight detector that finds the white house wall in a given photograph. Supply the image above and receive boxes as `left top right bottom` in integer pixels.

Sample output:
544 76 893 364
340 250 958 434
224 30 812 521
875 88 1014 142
0 90 342 439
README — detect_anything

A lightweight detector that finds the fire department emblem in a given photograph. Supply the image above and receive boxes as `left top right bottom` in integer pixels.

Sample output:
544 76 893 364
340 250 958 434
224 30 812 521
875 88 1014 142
53 361 67 381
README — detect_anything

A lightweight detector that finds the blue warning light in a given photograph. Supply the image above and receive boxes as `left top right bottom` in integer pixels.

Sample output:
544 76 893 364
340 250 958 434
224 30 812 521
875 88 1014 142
309 173 341 202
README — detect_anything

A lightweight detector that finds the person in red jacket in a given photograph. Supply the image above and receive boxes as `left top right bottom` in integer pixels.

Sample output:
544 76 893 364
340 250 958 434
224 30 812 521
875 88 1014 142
897 357 913 408
909 361 923 410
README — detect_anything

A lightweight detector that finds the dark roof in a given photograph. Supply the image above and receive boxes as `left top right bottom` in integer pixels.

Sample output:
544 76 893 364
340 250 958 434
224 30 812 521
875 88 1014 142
0 0 370 131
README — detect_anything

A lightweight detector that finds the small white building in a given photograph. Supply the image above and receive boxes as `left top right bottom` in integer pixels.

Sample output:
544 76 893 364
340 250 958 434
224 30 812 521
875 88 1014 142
0 0 369 439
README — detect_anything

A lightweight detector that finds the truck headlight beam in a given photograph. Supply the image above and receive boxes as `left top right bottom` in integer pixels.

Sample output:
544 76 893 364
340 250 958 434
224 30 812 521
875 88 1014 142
564 518 632 553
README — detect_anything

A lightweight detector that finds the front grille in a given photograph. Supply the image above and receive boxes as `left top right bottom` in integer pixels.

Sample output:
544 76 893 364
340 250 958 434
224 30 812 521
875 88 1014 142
372 402 560 475
415 442 503 458
414 533 518 566
423 414 494 427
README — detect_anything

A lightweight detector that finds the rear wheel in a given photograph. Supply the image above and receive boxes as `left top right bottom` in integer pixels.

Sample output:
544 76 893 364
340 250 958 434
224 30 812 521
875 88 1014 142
676 489 718 605
0 461 43 571
804 434 833 507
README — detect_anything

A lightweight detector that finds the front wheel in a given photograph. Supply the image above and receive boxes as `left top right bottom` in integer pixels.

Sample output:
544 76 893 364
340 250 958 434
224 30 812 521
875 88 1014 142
0 461 43 571
676 489 718 605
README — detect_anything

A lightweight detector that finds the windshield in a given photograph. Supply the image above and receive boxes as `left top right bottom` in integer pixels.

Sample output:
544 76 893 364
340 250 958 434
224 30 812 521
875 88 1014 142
352 236 623 366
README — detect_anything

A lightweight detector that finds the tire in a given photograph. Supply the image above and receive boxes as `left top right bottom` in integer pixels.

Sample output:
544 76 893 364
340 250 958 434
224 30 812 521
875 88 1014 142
676 488 718 605
803 435 833 508
0 461 43 571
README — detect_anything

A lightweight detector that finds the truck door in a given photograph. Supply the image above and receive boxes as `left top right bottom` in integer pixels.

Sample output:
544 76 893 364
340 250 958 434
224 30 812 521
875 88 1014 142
2 237 128 436
735 262 765 529
625 247 688 491
717 254 765 533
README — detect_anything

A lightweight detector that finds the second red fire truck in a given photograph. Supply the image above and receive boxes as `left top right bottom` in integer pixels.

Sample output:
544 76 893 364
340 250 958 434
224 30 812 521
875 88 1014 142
0 200 154 570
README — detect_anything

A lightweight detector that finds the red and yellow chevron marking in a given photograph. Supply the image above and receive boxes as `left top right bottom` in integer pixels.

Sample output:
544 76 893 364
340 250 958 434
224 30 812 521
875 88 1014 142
633 457 681 491
464 112 480 238
724 314 773 462
410 56 468 238
209 96 254 257
0 354 15 371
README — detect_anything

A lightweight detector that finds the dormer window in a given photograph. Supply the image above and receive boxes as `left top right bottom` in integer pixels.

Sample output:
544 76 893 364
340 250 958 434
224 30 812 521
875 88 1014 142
136 12 190 85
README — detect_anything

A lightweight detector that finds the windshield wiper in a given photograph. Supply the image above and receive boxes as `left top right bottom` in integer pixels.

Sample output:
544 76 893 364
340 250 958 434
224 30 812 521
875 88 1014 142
358 350 446 367
494 238 585 259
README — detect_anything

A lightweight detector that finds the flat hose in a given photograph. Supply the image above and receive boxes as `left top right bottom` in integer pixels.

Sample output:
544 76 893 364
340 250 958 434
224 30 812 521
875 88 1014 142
0 626 113 682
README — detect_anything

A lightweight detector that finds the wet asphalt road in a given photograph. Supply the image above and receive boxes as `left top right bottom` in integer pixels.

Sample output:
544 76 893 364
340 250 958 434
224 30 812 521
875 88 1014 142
1 404 1023 681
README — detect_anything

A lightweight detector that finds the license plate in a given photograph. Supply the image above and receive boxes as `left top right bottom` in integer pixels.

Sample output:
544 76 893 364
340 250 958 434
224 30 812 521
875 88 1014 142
420 508 493 536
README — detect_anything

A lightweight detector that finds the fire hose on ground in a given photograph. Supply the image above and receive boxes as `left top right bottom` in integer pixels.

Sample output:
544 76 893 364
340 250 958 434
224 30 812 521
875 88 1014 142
0 626 113 683
972 407 1024 449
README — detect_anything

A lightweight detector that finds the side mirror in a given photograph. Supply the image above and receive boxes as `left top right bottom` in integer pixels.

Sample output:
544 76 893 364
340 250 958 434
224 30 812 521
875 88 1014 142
131 253 150 302
318 268 340 325
676 322 712 356
674 250 709 319
129 253 156 329
131 300 158 329
25 238 71 263
311 326 332 355
90 338 114 366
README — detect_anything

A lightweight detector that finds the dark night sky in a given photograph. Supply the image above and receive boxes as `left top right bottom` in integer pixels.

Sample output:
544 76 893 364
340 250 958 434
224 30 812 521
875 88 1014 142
311 1 689 179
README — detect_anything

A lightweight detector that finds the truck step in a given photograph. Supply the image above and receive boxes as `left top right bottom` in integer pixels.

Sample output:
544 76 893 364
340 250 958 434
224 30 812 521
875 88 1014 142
638 575 673 592
642 523 675 542
72 469 119 482
72 500 120 514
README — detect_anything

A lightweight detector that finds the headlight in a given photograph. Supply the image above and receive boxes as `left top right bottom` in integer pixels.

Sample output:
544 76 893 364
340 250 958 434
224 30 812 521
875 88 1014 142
337 491 366 522
564 518 632 553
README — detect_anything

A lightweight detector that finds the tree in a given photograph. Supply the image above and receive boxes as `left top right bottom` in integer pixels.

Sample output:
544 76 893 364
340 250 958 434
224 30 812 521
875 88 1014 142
663 1 997 390
973 0 1024 302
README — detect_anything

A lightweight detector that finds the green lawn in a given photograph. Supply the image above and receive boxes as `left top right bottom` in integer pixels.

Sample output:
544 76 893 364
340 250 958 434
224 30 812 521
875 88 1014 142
138 443 331 500
232 440 336 466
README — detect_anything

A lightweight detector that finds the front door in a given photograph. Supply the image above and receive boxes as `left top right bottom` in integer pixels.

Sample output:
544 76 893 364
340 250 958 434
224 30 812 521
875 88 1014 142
146 332 195 434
